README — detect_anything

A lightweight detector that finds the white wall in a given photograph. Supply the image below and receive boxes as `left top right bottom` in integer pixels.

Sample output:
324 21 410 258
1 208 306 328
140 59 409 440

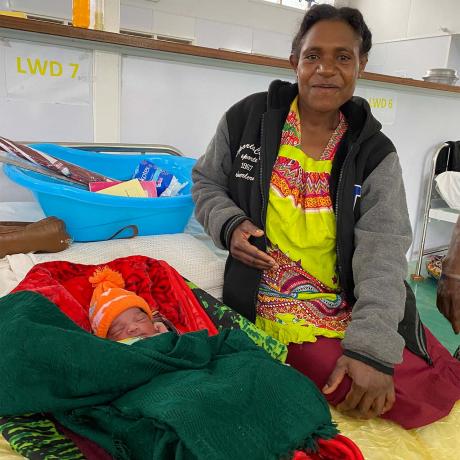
0 0 72 19
366 36 452 79
407 0 460 38
447 35 460 74
1 0 304 59
121 55 293 156
0 36 94 202
348 0 460 81
121 0 304 35
348 0 411 42
120 0 305 58
353 82 460 256
348 0 460 42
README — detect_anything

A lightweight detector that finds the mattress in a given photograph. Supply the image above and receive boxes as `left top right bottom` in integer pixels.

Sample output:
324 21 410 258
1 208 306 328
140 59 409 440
0 232 226 300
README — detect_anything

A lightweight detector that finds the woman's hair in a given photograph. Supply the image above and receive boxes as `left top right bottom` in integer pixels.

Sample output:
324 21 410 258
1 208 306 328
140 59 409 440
291 4 372 57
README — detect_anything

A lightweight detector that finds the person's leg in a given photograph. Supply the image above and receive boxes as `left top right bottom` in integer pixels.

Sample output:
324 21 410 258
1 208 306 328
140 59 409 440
383 327 460 428
286 330 460 429
286 337 352 406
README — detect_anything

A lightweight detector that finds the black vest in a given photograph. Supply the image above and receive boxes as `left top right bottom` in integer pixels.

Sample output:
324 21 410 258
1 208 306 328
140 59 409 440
222 80 431 366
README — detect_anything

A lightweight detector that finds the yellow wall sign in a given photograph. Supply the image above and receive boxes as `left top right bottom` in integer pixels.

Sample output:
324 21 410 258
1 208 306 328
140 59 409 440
5 40 92 105
363 89 397 125
16 57 80 78
367 97 394 109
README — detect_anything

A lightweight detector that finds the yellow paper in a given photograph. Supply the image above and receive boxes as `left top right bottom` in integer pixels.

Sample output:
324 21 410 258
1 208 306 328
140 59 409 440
96 179 147 198
0 11 28 18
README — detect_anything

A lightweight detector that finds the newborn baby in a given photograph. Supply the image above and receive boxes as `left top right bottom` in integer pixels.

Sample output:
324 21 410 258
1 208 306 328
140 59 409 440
106 307 169 341
88 266 170 341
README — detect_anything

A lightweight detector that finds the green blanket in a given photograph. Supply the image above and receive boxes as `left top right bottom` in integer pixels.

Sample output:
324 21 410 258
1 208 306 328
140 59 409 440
0 291 337 460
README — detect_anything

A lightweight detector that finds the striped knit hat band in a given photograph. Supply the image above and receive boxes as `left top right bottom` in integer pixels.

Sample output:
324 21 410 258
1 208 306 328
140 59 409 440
89 266 152 338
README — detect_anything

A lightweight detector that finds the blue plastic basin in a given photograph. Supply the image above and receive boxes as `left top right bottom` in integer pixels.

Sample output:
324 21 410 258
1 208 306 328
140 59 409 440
3 144 196 242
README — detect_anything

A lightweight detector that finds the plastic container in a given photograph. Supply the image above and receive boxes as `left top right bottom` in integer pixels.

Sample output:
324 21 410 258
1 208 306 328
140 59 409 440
72 0 104 30
72 0 90 28
422 68 459 85
3 144 196 242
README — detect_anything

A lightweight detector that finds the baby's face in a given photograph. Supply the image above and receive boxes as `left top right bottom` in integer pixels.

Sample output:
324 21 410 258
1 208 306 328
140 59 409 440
107 307 168 341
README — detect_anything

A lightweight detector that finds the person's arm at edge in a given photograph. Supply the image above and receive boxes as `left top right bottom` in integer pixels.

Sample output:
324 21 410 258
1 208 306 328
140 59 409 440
437 216 460 334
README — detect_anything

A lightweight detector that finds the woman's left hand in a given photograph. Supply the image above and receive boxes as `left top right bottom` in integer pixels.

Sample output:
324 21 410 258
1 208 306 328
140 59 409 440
323 355 395 419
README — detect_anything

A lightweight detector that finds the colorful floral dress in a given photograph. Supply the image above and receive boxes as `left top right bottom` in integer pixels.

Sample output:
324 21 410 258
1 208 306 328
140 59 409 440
256 96 352 344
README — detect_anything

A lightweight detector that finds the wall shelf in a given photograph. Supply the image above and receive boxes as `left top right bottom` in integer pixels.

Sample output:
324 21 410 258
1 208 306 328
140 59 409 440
2 15 460 94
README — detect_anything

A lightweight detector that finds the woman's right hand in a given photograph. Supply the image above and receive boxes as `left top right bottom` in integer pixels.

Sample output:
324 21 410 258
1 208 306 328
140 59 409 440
230 220 277 270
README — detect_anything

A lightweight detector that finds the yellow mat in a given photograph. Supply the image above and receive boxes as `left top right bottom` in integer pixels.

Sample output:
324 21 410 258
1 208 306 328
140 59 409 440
1 401 459 459
331 400 460 460
0 438 19 460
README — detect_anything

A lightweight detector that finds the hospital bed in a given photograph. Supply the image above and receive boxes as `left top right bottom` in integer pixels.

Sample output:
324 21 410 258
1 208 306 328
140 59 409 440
1 143 459 460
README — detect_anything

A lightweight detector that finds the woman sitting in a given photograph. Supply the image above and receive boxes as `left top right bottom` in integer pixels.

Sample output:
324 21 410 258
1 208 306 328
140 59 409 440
192 4 460 429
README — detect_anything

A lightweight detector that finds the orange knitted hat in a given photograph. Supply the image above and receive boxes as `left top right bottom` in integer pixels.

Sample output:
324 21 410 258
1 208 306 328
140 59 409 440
88 266 152 338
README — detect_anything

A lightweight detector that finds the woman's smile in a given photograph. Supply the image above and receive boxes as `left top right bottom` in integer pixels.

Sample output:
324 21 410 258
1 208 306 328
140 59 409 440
311 84 341 94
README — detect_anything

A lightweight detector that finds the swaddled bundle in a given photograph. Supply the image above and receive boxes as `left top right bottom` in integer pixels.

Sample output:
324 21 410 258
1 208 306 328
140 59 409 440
0 290 337 460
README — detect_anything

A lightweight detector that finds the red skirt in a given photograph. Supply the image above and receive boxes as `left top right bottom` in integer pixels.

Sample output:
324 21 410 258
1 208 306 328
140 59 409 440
286 328 460 429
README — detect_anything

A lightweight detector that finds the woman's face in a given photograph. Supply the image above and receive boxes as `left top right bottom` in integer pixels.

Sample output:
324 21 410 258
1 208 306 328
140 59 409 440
290 19 367 114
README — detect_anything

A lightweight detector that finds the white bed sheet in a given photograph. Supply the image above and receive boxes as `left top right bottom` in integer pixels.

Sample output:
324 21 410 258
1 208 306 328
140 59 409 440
0 202 227 299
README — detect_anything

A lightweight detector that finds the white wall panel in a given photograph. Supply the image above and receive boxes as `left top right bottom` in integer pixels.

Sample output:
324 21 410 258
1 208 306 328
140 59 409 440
120 4 154 33
120 1 302 59
153 11 195 40
122 0 303 35
367 36 451 80
0 39 93 141
408 0 460 38
10 0 72 19
93 51 120 142
0 38 93 201
349 0 460 42
252 29 292 58
121 55 293 157
447 35 460 77
195 18 253 52
348 0 411 42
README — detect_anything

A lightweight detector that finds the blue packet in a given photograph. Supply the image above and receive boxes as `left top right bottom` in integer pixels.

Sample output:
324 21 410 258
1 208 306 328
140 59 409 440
133 160 186 196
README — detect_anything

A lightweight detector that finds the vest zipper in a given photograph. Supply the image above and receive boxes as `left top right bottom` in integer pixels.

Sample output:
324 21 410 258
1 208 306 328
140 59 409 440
415 310 433 365
334 144 354 290
251 115 266 315
259 114 267 233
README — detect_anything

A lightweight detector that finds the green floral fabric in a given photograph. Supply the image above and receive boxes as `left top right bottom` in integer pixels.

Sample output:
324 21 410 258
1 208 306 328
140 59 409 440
187 281 288 362
0 414 84 459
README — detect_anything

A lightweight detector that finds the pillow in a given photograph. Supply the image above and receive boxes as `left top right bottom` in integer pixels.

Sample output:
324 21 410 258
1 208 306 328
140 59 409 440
435 171 460 210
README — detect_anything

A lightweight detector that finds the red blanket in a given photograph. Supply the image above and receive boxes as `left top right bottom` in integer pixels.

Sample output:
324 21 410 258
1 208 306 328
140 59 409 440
13 255 218 336
293 435 364 460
